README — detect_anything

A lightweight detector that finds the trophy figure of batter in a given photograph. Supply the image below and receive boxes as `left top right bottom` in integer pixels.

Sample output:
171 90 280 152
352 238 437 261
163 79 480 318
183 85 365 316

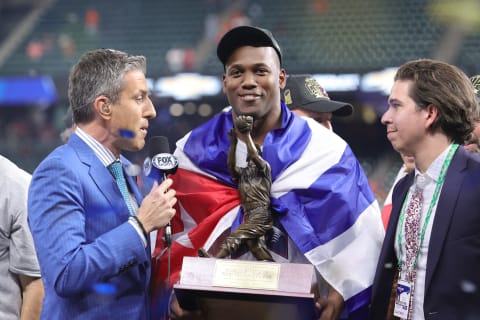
199 115 274 261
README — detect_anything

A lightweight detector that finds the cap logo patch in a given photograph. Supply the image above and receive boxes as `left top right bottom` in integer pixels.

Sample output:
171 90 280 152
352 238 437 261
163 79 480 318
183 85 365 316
284 89 293 105
305 77 329 99
471 75 480 95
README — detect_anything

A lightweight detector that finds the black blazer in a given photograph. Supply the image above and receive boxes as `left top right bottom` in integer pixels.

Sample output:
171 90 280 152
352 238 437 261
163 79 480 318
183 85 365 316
369 147 480 319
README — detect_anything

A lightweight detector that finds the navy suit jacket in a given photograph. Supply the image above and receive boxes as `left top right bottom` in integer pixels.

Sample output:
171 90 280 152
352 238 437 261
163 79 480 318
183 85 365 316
370 147 480 319
28 133 151 319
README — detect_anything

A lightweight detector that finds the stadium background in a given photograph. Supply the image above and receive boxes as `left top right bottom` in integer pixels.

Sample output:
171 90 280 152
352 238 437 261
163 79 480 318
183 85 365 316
1 0 479 204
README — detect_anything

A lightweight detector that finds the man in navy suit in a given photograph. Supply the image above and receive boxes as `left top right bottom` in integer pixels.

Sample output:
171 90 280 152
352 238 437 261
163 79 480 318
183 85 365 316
28 49 177 319
369 59 480 319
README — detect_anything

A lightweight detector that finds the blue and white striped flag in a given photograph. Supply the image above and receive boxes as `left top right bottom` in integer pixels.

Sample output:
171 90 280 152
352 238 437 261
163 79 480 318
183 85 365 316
152 103 384 316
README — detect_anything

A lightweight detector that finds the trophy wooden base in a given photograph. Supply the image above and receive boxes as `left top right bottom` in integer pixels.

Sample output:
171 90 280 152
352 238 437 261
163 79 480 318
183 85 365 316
174 257 317 320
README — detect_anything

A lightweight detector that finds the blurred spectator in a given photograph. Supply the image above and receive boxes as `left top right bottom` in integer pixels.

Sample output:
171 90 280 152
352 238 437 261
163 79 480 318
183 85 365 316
165 48 185 72
215 10 250 42
165 48 197 72
25 33 54 62
26 40 44 61
204 13 219 42
463 122 480 153
58 33 76 58
313 0 328 14
84 7 99 35
246 2 263 24
183 48 196 71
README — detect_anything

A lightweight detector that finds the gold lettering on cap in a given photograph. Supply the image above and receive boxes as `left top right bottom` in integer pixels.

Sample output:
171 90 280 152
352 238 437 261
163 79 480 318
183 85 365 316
305 77 329 99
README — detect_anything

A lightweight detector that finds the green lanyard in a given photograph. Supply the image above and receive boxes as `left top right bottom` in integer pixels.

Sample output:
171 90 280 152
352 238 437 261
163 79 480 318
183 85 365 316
396 144 459 270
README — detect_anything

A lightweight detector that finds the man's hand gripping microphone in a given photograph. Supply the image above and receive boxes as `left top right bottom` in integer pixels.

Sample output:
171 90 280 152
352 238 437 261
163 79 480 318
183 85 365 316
145 136 178 247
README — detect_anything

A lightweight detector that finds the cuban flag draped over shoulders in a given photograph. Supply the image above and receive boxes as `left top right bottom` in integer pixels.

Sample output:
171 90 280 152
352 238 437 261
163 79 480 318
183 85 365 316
151 102 385 316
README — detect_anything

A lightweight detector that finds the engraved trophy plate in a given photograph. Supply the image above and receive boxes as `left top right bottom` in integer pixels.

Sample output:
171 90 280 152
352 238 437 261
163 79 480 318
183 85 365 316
174 257 317 320
212 259 280 290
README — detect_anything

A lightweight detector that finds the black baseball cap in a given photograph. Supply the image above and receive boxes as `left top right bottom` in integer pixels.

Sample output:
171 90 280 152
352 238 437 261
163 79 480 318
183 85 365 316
283 74 353 117
217 25 282 66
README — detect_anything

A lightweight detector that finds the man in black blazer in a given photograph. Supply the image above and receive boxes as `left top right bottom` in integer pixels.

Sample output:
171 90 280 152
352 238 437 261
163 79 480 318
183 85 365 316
370 59 480 320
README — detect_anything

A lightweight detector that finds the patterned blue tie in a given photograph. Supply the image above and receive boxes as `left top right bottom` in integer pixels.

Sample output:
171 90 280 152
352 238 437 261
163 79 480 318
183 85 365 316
108 161 136 216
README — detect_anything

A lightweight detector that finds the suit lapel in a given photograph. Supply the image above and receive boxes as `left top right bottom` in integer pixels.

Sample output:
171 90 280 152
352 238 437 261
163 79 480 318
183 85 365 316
372 171 412 315
91 163 126 215
68 134 131 218
384 172 413 272
387 172 414 245
425 148 467 291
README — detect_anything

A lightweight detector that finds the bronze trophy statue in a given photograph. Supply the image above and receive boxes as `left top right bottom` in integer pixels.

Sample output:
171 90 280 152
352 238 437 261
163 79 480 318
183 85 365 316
199 115 274 261
180 115 316 319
